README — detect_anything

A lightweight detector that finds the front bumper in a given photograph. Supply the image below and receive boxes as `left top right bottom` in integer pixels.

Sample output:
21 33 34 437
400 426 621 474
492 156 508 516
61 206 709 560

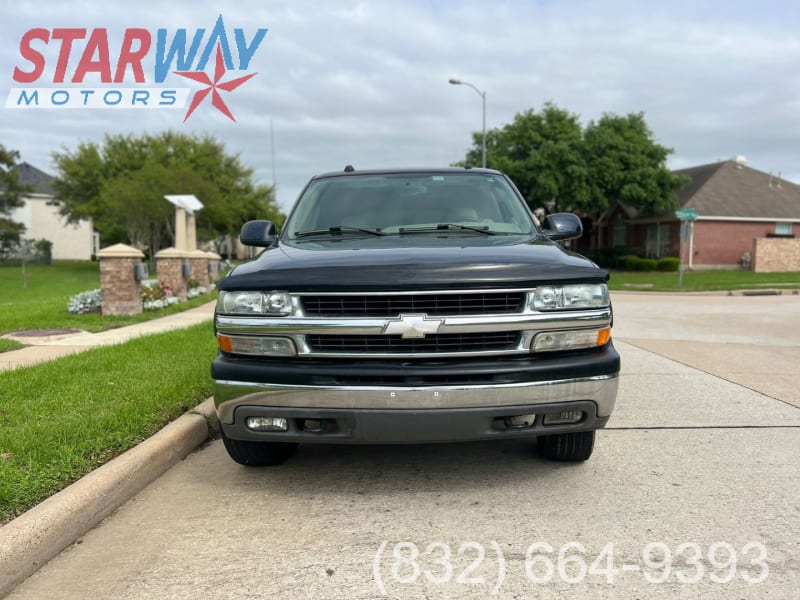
213 343 619 443
219 399 611 444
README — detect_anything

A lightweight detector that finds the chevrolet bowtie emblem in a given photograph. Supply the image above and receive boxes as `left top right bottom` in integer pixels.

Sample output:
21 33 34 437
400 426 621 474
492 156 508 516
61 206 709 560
383 314 444 338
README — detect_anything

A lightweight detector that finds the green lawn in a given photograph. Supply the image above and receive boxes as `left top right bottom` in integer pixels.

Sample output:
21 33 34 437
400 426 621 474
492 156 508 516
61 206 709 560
608 269 800 292
0 261 215 335
0 322 217 523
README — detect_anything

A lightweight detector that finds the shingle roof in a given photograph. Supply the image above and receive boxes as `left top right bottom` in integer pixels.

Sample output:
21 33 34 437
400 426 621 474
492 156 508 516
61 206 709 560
17 162 56 195
674 160 800 219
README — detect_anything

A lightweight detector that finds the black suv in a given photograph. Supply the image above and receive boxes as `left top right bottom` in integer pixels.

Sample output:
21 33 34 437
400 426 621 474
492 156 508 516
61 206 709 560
212 167 620 465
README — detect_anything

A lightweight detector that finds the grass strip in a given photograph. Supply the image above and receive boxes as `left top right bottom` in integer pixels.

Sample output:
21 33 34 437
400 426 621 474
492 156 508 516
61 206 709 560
0 322 217 523
608 270 800 292
0 262 217 334
0 339 24 354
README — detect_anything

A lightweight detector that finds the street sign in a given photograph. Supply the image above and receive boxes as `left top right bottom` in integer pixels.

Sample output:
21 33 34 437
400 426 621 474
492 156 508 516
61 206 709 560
675 207 699 221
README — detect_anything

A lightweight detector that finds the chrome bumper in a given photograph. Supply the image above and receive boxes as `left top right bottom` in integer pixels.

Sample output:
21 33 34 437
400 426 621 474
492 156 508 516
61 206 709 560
213 374 619 425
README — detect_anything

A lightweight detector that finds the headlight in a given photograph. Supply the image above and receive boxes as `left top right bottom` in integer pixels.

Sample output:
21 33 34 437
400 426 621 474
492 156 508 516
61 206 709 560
217 291 293 315
532 284 609 311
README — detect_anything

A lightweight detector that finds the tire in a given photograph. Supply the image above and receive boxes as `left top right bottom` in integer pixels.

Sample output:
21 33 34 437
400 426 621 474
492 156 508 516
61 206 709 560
537 430 595 462
219 427 298 466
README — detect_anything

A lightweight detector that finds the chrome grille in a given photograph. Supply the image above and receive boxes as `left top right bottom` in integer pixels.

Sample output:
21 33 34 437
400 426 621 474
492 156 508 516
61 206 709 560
301 292 525 317
307 332 520 353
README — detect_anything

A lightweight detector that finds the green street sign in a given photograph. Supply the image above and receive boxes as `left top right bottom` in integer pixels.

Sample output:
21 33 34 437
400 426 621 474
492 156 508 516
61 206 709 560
675 207 699 221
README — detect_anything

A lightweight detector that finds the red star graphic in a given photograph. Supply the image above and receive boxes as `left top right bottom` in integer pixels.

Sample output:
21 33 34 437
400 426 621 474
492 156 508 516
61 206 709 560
174 43 257 122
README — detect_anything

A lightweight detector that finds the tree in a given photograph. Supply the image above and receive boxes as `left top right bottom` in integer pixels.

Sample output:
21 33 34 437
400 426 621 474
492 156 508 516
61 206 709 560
583 113 688 215
0 144 32 255
461 104 685 215
52 132 284 259
466 103 589 212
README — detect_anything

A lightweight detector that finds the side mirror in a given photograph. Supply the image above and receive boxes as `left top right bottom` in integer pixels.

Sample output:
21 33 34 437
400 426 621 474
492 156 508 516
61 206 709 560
541 213 583 241
240 220 277 247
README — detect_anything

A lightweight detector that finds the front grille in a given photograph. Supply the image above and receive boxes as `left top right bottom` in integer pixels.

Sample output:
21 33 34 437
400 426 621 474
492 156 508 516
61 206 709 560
307 332 519 354
301 292 525 317
311 372 524 386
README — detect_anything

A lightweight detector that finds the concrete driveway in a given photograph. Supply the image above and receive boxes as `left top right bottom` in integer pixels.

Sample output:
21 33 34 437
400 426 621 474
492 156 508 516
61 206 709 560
8 293 800 599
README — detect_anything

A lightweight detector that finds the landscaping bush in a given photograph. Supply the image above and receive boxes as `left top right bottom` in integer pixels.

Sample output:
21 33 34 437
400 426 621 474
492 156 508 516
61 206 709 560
141 280 179 311
656 257 680 272
619 255 660 271
638 258 658 271
67 288 102 314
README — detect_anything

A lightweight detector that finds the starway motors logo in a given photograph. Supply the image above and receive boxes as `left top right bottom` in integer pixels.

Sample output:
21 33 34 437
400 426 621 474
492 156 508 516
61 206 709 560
5 15 267 122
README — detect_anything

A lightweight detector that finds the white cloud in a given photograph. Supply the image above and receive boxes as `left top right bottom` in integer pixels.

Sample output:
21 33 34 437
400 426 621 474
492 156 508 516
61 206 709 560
2 0 799 211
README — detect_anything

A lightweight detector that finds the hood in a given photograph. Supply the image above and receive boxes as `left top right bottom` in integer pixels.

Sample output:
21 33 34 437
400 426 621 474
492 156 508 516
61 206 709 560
219 236 607 292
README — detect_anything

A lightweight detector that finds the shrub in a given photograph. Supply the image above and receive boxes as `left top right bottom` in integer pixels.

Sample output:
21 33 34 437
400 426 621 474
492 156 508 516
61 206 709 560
620 255 659 271
620 255 640 271
638 258 658 271
141 280 178 311
67 288 102 314
656 257 680 272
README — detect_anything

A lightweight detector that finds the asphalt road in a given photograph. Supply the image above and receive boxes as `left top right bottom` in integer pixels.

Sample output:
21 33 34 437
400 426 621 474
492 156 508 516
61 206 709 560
9 293 800 599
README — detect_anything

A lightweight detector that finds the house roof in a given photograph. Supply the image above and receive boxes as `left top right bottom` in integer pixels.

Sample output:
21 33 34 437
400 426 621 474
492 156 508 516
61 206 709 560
17 162 56 196
674 160 800 220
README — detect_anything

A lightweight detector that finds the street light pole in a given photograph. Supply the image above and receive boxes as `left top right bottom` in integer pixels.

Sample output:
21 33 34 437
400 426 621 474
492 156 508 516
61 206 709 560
449 78 486 168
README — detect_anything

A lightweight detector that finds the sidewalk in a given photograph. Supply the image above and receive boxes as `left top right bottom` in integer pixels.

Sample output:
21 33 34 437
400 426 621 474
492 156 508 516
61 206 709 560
0 300 219 596
0 300 216 372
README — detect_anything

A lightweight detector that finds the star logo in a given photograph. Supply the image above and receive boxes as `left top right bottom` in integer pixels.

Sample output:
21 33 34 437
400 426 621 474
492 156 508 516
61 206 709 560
383 314 444 339
174 43 257 122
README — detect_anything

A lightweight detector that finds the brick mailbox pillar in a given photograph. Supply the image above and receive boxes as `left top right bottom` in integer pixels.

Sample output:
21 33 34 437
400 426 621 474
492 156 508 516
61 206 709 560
187 249 210 288
155 247 190 301
98 243 146 316
204 250 222 284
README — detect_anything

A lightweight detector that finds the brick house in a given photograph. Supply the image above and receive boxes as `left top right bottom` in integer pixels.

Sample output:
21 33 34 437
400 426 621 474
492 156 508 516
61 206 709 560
594 158 800 269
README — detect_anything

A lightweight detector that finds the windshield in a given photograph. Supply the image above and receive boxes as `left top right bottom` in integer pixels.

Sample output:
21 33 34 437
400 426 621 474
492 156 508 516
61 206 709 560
285 172 535 240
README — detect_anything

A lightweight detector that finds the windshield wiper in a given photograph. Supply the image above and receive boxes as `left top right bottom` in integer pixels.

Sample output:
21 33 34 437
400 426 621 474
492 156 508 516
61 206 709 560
294 225 386 238
398 223 496 236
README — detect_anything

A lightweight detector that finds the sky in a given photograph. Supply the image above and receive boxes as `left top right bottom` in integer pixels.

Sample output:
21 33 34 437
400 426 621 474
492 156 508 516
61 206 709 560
1 0 799 211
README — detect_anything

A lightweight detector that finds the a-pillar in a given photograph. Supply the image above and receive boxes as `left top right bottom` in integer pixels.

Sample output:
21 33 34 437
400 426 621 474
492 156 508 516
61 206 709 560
97 243 145 316
155 247 189 301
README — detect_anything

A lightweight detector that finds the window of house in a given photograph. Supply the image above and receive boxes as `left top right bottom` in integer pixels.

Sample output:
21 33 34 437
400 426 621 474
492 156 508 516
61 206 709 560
646 223 670 258
613 220 626 246
775 222 793 236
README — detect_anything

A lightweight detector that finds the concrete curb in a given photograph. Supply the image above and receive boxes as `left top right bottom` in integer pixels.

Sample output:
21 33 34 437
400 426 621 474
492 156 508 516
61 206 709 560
0 397 216 598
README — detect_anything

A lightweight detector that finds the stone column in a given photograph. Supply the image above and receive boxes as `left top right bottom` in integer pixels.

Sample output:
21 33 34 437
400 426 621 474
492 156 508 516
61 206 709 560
98 243 145 316
186 212 197 251
174 207 187 252
187 249 210 288
204 251 223 284
155 247 189 301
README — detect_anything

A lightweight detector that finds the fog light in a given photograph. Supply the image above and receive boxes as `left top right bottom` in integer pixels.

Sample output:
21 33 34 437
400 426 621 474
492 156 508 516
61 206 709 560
302 418 326 432
504 414 536 429
246 417 289 432
543 410 583 425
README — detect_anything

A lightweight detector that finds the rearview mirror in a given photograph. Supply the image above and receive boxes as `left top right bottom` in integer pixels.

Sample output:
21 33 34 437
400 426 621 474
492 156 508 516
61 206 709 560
240 220 277 247
541 213 582 241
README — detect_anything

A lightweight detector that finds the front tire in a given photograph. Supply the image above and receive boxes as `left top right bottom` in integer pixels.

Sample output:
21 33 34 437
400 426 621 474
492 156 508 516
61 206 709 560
219 427 298 466
537 430 595 462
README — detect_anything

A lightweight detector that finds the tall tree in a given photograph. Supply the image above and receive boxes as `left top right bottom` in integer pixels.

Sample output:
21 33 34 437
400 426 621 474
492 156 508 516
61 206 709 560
52 132 283 258
466 103 588 212
461 104 685 214
583 112 687 215
0 145 32 252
